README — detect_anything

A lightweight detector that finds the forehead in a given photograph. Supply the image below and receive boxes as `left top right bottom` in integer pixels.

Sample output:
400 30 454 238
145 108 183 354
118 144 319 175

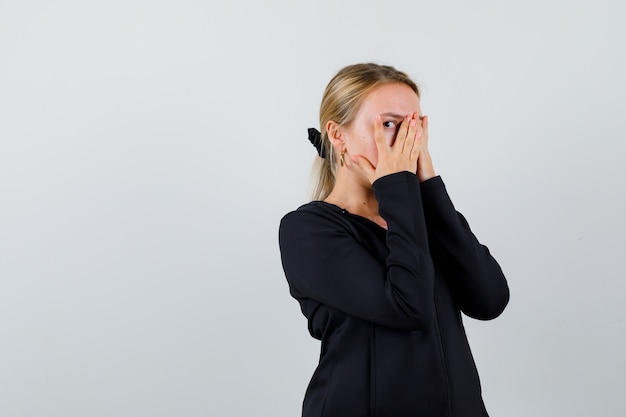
358 83 421 116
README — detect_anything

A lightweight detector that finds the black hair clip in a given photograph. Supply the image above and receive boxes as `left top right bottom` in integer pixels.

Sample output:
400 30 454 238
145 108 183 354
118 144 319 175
307 128 326 158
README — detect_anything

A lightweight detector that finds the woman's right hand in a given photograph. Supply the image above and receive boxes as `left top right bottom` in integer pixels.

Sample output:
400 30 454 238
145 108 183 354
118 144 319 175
353 113 423 184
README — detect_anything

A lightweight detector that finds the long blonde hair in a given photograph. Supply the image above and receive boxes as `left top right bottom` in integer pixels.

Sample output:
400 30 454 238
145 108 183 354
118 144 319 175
310 63 420 200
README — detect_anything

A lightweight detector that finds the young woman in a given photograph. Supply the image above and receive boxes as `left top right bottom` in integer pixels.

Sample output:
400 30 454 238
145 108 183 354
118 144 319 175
279 63 510 417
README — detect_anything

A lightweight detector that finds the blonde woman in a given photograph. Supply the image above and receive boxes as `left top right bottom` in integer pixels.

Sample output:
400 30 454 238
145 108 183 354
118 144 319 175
279 63 509 417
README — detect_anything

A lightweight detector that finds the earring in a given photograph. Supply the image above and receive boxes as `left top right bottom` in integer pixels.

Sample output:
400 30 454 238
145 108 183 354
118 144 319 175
340 149 346 167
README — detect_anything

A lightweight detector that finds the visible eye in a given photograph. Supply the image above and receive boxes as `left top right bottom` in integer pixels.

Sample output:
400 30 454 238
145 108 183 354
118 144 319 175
382 120 398 129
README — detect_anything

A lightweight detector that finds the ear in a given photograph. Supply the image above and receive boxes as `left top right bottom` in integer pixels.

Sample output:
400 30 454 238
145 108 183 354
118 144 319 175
326 120 345 149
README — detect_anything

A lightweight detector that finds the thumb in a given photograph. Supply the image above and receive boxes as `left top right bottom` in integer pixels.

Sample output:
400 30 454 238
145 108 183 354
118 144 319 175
352 155 376 183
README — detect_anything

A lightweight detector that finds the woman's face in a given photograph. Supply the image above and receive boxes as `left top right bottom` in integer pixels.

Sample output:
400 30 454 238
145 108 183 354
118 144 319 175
342 82 421 168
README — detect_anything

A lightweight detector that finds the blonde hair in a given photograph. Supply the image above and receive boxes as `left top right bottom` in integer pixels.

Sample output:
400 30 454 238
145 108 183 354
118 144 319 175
310 63 420 201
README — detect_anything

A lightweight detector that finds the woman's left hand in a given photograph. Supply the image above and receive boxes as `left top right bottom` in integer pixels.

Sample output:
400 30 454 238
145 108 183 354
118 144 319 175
416 115 436 182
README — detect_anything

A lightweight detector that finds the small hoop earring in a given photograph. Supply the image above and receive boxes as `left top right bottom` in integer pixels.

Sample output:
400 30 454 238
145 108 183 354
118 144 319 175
340 149 346 167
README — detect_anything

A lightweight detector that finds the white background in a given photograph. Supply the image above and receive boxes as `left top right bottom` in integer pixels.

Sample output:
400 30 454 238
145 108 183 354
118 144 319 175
1 1 625 416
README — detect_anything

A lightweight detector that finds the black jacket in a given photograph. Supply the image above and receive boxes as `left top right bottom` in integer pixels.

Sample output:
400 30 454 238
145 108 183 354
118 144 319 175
279 172 509 417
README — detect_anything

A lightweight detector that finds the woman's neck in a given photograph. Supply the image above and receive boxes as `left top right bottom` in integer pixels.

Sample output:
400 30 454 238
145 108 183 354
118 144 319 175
324 175 380 219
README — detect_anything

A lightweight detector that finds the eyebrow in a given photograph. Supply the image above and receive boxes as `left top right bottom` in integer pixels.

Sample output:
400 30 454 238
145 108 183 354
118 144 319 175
380 112 423 120
380 112 406 119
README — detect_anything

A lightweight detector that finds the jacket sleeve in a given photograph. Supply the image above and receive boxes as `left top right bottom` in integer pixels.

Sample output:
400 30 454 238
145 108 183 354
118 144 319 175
279 172 435 331
420 176 510 320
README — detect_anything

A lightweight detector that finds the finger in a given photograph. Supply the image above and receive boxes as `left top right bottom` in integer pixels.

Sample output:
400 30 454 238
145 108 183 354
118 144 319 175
373 115 386 152
403 115 418 155
413 113 423 143
421 115 429 146
410 114 422 161
410 131 421 160
352 155 376 183
394 114 411 152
